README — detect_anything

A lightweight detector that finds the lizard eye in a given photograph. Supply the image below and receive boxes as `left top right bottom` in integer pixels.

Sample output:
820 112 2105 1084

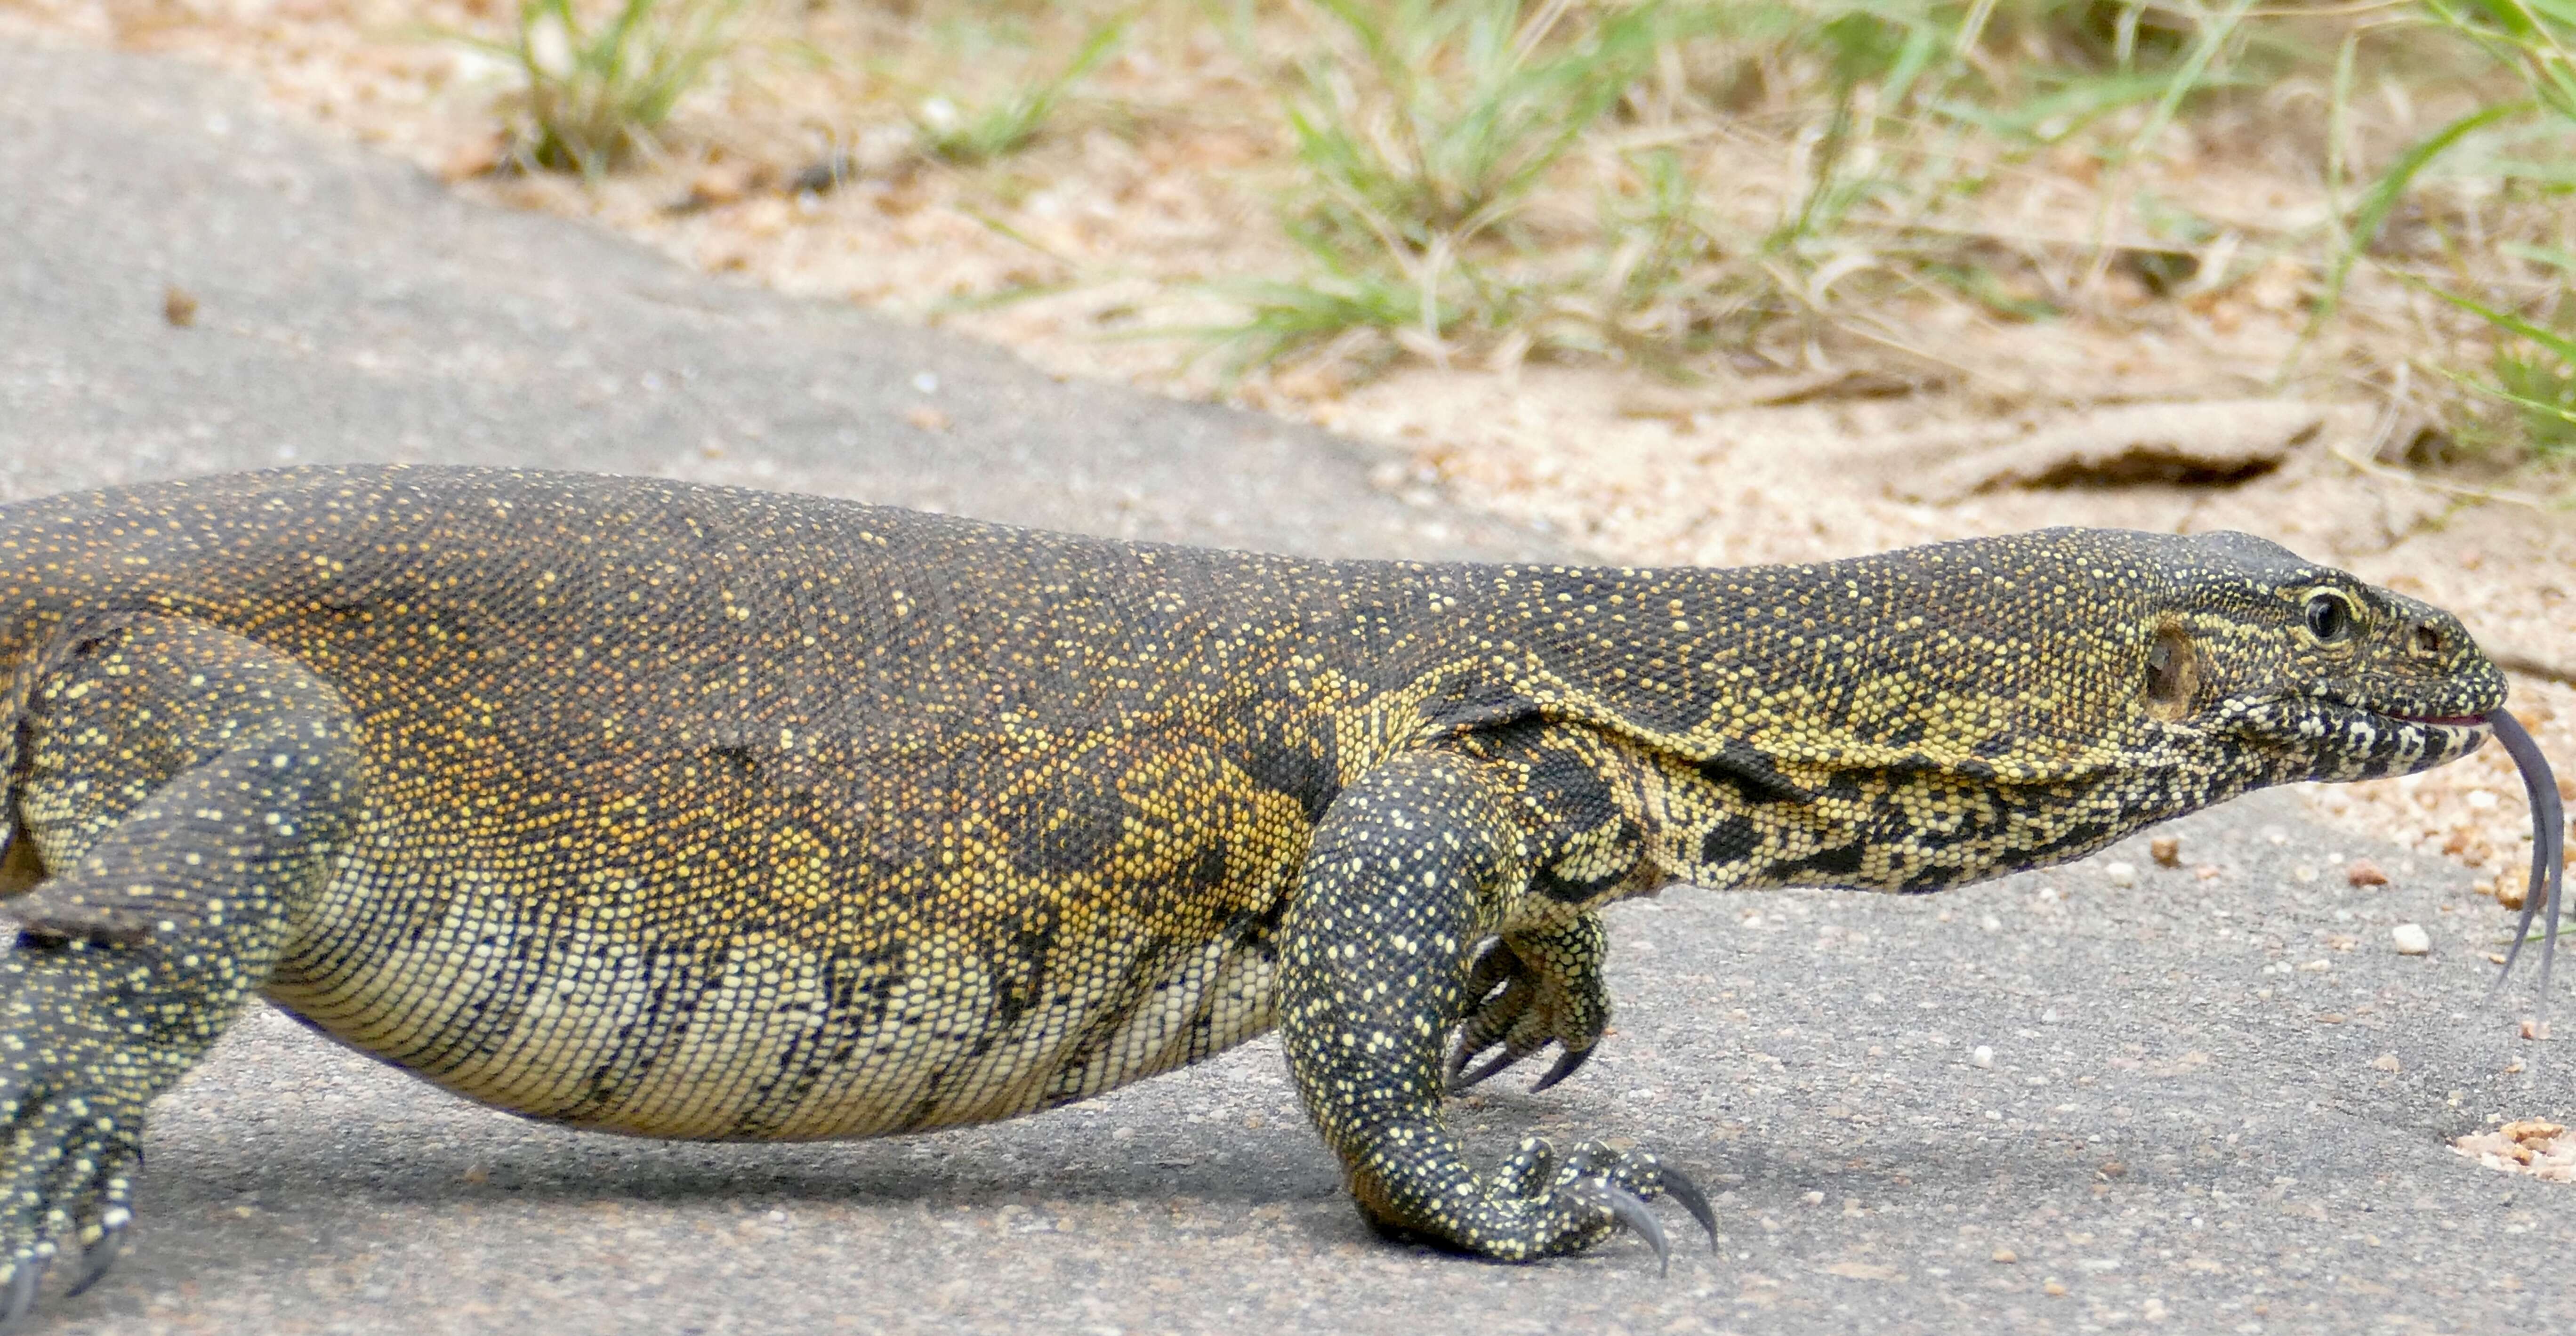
2303 591 2357 644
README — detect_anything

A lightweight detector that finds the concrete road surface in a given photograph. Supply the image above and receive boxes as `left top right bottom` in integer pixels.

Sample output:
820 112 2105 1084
2 39 2570 1336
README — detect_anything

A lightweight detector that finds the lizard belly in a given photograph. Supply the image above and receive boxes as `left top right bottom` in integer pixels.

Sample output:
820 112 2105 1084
266 839 1287 1141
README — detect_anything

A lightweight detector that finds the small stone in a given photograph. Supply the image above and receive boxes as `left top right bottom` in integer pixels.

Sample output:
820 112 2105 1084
162 285 197 328
2391 924 2431 955
1971 1045 1995 1069
1991 1248 2018 1264
2346 859 2390 888
2044 1280 2069 1297
2149 836 2181 867
904 404 952 432
2102 861 2137 887
2370 1053 2402 1073
1802 1190 1826 1206
683 159 763 208
436 130 507 182
2522 1019 2552 1041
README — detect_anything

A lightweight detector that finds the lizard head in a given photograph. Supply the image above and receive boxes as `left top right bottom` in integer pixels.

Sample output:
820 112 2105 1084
2149 530 2502 785
2130 535 2560 1014
1529 528 2522 899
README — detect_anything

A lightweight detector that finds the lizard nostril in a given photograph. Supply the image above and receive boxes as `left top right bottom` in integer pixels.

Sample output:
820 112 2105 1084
2412 624 2446 659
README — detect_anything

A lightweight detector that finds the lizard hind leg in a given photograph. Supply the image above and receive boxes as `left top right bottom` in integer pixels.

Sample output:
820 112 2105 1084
0 615 362 1329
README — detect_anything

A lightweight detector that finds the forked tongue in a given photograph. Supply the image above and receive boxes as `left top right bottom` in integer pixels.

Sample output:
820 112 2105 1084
2487 709 2567 1041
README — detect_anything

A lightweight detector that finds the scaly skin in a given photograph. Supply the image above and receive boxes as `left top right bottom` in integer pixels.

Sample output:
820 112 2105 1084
0 466 2509 1320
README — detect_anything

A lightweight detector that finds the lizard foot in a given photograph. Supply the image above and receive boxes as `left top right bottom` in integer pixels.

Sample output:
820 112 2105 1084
1447 923 1610 1094
1402 1136 1717 1272
0 952 149 1334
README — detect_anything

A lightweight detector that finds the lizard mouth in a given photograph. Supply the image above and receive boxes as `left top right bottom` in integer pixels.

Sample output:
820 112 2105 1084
2388 712 2489 728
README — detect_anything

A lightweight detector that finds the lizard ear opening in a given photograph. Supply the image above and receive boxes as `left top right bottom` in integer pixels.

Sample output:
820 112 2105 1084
2143 625 2199 721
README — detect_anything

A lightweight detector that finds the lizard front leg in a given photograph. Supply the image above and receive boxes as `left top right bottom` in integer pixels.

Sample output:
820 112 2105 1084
1446 913 1610 1093
1277 752 1713 1269
0 615 361 1328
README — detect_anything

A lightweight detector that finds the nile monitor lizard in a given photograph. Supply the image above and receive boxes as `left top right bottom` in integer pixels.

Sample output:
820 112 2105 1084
0 465 2555 1325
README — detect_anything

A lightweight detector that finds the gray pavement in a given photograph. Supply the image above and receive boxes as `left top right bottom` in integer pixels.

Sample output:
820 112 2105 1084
2 39 2571 1336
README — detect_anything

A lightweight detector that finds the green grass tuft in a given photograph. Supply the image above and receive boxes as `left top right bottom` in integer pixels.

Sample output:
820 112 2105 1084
914 12 1131 166
471 0 748 177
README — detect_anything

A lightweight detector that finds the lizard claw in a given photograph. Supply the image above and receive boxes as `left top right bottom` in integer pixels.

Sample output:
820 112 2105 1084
1453 1043 1529 1091
0 1256 47 1336
64 1215 127 1299
1526 1044 1591 1094
1659 1163 1720 1249
1567 1180 1671 1276
1445 923 1610 1095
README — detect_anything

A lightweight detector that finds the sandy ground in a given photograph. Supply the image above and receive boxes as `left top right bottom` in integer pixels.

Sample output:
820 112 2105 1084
2 0 2570 984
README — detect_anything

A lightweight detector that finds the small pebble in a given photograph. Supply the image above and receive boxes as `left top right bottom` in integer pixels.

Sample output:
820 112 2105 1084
2391 924 2431 956
1991 1248 2018 1264
2149 836 2181 867
1802 1191 1826 1206
162 285 198 328
1971 1045 1995 1069
2043 1280 2068 1297
2371 1054 2402 1072
2347 859 2390 888
2522 1019 2551 1041
2102 861 2137 887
